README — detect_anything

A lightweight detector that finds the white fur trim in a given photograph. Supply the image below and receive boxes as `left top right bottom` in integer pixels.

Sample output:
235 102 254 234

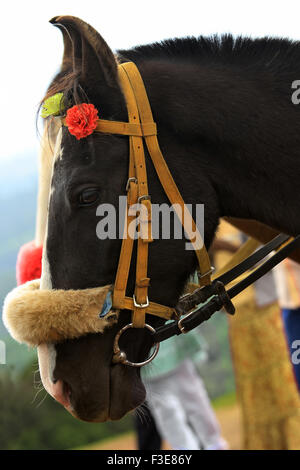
2 280 118 347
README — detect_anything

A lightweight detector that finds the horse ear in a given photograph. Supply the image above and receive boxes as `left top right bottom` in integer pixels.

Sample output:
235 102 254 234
58 26 73 73
49 16 124 117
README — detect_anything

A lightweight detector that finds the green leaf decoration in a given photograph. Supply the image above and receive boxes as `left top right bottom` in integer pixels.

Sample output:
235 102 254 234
41 93 65 118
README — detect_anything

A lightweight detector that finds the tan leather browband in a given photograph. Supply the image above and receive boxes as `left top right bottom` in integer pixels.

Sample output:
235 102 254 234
65 62 213 328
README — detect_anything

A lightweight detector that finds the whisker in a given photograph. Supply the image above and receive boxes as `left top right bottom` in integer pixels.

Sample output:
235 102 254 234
35 391 48 409
33 370 42 389
134 402 152 426
31 386 45 405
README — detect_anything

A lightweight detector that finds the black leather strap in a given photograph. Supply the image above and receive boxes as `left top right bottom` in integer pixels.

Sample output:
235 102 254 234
152 234 300 344
228 234 300 299
176 233 290 315
217 233 290 287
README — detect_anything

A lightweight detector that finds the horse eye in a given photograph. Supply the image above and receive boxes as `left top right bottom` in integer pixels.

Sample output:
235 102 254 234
79 188 100 206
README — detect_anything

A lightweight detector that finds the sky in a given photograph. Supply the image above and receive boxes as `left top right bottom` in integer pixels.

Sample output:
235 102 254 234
2 0 300 162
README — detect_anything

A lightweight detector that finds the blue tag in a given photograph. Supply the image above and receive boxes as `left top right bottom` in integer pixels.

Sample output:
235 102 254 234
99 291 113 318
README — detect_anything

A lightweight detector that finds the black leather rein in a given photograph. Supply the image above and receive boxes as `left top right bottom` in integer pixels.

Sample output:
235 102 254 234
152 233 300 343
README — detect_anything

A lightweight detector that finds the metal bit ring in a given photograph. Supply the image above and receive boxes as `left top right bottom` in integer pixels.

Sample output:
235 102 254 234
112 323 160 367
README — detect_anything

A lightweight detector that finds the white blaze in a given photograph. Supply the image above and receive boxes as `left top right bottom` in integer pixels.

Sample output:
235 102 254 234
38 125 63 394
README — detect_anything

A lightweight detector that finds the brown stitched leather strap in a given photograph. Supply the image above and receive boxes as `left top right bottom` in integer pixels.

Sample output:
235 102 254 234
113 70 139 310
120 62 212 286
113 65 152 327
122 65 150 328
121 296 176 320
62 118 157 137
96 119 157 136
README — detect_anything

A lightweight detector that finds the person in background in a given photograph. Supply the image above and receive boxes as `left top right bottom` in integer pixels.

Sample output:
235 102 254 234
273 258 300 390
138 325 228 450
216 221 300 450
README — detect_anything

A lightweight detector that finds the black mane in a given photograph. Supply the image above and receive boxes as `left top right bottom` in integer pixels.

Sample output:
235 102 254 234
43 34 300 117
118 34 300 70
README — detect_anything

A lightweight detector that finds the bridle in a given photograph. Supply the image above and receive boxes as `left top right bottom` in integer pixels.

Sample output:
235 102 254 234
62 61 300 367
83 61 213 366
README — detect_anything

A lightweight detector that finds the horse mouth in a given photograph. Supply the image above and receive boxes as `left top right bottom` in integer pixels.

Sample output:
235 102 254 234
37 341 146 423
52 364 146 423
108 363 146 421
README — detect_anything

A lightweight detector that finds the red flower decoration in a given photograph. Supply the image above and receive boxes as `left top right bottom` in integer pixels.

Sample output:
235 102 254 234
65 103 99 140
16 241 43 286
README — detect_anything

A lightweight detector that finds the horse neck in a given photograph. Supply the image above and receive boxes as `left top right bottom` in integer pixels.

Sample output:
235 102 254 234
135 58 300 237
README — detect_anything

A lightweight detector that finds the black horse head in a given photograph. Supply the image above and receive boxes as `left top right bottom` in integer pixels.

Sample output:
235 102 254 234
38 15 300 422
38 16 219 422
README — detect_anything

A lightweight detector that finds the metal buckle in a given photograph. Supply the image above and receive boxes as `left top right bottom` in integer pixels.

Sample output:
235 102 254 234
138 195 151 204
177 310 196 334
133 294 149 308
126 177 137 191
112 323 160 367
198 266 215 279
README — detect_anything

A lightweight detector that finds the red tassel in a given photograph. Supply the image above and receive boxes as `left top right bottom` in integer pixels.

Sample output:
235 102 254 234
16 241 43 285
